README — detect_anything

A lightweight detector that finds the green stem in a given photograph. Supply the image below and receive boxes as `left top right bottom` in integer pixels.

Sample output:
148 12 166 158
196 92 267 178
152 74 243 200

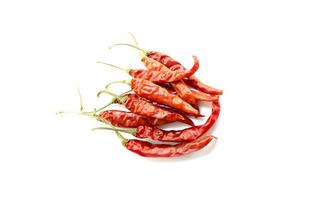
57 88 98 119
105 80 131 89
115 131 128 144
93 125 129 144
128 32 146 58
56 110 98 119
94 98 117 112
109 43 147 57
92 127 136 135
97 61 131 74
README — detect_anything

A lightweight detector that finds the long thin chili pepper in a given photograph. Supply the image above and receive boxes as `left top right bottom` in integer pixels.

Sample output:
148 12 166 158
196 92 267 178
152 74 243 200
159 82 219 102
110 43 222 95
99 110 168 128
97 90 194 125
94 100 220 142
97 56 199 83
56 90 167 128
105 78 201 116
111 130 216 158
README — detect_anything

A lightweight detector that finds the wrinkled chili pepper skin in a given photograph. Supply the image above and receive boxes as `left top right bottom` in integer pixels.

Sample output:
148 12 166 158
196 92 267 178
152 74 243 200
141 56 168 71
147 51 181 67
129 56 199 83
191 90 219 101
141 57 199 108
135 100 220 142
99 110 167 128
171 80 199 109
148 51 223 95
131 78 201 116
183 77 223 95
122 94 194 126
125 134 215 157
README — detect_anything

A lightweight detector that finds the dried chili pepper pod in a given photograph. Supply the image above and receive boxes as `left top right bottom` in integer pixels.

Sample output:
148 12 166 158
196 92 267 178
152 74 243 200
94 100 220 142
105 78 201 116
111 130 216 158
99 110 168 128
110 42 223 95
97 90 194 126
97 56 199 83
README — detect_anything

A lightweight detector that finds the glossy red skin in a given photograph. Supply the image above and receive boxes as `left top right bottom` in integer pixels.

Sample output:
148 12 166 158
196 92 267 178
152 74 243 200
122 94 194 126
125 134 215 157
129 56 199 83
131 78 200 116
135 100 220 142
99 110 167 128
148 51 223 95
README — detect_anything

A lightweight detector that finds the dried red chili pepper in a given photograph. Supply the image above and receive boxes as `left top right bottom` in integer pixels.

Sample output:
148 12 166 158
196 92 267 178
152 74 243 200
159 83 219 102
109 130 216 158
99 110 168 128
106 78 201 116
126 134 215 157
97 56 199 83
97 90 194 126
140 56 199 108
110 43 222 95
95 100 220 142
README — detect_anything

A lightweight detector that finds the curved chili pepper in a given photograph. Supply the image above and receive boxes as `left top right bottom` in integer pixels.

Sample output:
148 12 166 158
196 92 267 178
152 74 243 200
125 134 215 157
159 83 219 102
97 56 199 83
97 100 220 142
99 110 168 128
109 43 222 95
97 90 194 125
135 100 220 141
131 78 201 116
183 77 223 95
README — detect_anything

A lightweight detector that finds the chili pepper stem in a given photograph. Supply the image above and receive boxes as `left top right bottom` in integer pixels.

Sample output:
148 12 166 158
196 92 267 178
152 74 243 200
115 131 128 144
97 61 130 74
92 127 136 135
93 127 129 144
94 98 117 112
109 43 147 57
56 88 98 118
105 80 131 89
128 32 146 58
97 89 128 103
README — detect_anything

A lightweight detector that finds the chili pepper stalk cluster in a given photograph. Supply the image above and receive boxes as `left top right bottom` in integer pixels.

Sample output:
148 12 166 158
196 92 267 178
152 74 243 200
58 34 223 158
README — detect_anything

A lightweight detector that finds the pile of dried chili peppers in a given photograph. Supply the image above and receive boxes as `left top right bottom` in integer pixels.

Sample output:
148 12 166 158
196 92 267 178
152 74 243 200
58 35 222 158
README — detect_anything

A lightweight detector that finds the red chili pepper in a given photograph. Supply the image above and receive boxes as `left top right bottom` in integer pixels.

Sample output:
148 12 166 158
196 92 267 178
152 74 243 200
159 83 219 102
183 77 223 95
123 133 215 157
141 56 199 108
99 110 168 128
191 90 219 101
109 43 222 95
97 90 194 126
97 56 199 83
130 78 201 116
96 100 220 142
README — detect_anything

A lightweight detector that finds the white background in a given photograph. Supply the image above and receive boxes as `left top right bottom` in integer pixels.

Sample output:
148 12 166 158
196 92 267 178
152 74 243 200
0 0 315 199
